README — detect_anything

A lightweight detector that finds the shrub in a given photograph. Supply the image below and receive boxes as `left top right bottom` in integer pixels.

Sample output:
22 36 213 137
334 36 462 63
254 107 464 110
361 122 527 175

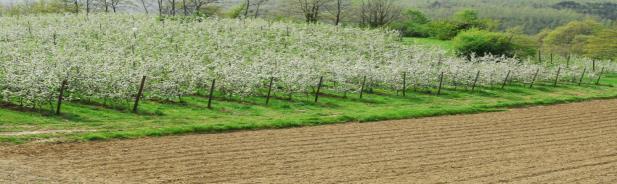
389 9 431 37
425 10 499 40
453 29 520 58
542 19 603 56
427 21 460 40
584 27 617 60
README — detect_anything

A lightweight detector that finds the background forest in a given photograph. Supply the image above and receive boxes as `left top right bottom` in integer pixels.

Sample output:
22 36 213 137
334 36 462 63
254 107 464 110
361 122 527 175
2 0 616 33
1 0 616 60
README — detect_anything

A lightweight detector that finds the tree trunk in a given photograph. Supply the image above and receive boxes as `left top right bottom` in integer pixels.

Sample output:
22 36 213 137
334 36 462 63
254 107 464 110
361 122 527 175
183 0 188 15
158 0 163 16
74 0 79 14
141 0 149 14
171 0 176 16
104 0 109 12
244 0 250 17
335 0 342 25
254 3 261 18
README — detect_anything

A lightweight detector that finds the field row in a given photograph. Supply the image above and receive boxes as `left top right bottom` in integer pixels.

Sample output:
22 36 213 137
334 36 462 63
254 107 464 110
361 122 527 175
2 99 616 183
1 15 615 112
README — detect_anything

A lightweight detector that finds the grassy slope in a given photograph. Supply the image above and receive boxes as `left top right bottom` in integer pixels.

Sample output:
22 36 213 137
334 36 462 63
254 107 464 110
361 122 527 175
1 38 616 144
402 37 455 54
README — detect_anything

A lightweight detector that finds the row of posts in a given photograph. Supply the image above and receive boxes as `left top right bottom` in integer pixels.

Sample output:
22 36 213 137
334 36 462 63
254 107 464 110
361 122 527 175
52 67 606 115
538 51 600 72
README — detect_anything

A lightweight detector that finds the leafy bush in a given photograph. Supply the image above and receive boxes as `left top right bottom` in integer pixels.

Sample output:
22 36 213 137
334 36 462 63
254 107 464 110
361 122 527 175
452 10 496 31
225 3 246 18
584 27 617 60
453 29 536 58
389 9 431 37
422 10 498 40
427 21 459 40
542 19 603 56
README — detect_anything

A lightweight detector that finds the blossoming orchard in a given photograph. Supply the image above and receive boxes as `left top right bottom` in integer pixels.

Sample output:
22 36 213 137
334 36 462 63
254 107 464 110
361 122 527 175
0 14 615 112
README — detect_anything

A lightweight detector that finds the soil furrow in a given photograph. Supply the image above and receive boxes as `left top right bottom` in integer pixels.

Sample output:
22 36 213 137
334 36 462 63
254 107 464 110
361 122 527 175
67 110 615 170
2 99 616 183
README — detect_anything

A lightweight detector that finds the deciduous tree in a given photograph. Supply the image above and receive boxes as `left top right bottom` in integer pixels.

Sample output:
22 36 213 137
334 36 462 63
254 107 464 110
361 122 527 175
360 0 400 27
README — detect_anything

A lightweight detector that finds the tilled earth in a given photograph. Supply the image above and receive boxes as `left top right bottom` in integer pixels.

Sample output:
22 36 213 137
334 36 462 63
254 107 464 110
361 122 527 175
1 100 617 183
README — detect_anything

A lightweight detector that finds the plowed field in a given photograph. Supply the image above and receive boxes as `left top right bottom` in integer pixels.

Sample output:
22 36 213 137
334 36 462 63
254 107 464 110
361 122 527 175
2 100 617 183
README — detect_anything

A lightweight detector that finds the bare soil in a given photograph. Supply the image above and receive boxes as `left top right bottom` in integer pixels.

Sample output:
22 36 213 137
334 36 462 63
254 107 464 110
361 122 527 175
1 100 617 183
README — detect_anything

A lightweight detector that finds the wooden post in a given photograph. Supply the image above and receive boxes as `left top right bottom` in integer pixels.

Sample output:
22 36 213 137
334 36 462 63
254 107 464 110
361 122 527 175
596 67 604 85
27 22 32 36
553 67 561 87
207 79 216 109
592 60 596 72
566 54 571 68
314 76 324 103
501 70 511 89
402 72 407 97
265 77 274 105
529 68 539 88
471 71 480 92
360 76 367 99
537 50 542 63
133 76 146 113
56 80 68 115
508 71 515 85
578 67 587 86
437 72 444 95
452 73 458 90
286 26 290 36
550 53 553 65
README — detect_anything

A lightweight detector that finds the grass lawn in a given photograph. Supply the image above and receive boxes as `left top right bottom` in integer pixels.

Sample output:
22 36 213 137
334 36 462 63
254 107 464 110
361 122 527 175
1 73 617 144
402 37 455 54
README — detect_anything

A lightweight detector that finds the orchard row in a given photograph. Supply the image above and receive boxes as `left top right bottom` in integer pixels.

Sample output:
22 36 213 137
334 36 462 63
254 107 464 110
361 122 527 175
0 14 614 111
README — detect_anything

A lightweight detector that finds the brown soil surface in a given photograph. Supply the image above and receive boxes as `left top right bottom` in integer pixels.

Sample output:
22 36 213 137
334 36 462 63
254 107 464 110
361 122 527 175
1 100 617 183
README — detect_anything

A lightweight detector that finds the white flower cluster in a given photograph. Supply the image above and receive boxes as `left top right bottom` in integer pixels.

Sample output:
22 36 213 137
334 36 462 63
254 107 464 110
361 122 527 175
0 14 614 108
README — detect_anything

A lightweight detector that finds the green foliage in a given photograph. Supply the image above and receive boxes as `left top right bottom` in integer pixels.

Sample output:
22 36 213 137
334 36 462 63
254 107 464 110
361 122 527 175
0 0 71 15
198 6 223 17
452 10 498 31
542 19 603 55
553 1 617 20
510 34 539 58
225 3 247 18
403 9 430 24
535 28 552 45
453 29 536 58
389 9 499 40
389 9 431 37
401 37 455 54
420 10 497 40
399 0 610 34
505 27 539 57
584 27 617 60
427 20 459 40
454 10 479 23
4 73 617 144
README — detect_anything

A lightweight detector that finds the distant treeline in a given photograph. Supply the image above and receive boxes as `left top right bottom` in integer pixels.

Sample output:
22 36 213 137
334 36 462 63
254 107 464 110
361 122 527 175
402 0 616 34
1 0 615 34
553 1 617 20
